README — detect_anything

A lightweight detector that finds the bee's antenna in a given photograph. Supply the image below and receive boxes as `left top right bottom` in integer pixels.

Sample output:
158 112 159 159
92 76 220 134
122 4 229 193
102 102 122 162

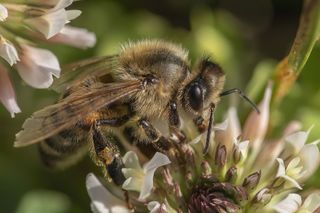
203 103 215 155
220 88 260 114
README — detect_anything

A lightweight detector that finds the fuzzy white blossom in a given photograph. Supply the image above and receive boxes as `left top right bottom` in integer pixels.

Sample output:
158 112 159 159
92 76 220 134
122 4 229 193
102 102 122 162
122 151 171 201
16 45 60 89
0 0 96 117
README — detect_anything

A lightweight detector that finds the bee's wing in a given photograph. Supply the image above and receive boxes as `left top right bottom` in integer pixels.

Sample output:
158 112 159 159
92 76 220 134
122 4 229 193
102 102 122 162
15 80 142 147
51 55 118 93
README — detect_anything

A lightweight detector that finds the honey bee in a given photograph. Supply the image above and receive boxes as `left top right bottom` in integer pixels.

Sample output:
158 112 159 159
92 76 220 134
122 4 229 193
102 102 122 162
15 40 258 185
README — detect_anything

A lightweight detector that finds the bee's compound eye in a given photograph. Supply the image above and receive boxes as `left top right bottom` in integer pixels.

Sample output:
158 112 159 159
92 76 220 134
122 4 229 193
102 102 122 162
187 83 203 112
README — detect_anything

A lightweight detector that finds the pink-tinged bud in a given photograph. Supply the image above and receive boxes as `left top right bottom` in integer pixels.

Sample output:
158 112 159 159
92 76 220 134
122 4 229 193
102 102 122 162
242 83 272 150
0 37 19 66
49 26 96 49
15 45 60 88
0 64 21 117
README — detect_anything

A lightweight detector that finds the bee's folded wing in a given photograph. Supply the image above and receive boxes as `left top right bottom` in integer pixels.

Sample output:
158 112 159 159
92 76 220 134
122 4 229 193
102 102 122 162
14 80 142 147
51 55 118 93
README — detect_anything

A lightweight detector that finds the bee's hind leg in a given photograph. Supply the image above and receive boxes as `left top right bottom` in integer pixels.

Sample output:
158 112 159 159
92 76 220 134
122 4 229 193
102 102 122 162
91 125 125 186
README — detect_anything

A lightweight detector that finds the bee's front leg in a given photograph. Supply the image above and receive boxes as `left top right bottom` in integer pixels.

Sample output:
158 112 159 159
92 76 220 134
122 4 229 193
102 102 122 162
138 119 172 152
168 101 186 143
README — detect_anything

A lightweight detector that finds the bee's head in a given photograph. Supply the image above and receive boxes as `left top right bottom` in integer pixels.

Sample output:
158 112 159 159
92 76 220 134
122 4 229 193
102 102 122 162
181 58 225 116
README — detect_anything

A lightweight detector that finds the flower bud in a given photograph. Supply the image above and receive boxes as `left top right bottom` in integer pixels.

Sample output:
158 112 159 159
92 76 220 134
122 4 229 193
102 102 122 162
215 144 227 168
242 171 261 190
225 166 237 183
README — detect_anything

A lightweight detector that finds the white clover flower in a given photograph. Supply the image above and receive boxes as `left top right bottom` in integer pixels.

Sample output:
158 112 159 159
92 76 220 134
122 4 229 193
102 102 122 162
0 0 96 117
85 85 320 212
0 64 21 117
16 45 60 89
121 151 171 201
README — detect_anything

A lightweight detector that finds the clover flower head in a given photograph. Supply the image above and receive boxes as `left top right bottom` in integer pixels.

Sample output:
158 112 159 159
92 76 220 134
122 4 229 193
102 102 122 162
86 84 320 213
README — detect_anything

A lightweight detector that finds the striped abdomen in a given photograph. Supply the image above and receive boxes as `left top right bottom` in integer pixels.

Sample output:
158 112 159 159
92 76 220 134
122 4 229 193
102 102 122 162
38 126 89 169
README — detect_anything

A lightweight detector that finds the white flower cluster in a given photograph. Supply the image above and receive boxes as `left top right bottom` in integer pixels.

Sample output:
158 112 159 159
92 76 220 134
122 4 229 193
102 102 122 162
85 84 320 213
0 0 96 117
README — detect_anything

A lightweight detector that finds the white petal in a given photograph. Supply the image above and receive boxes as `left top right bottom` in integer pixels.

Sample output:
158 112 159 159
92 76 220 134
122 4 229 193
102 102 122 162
86 173 129 213
237 140 249 155
276 158 286 177
16 45 60 88
147 201 161 213
276 158 302 190
0 38 20 66
53 0 74 10
139 169 156 201
213 119 228 131
139 152 171 201
122 151 142 170
147 201 168 213
143 152 171 172
299 144 320 180
242 83 272 149
285 130 309 154
215 107 241 151
282 175 302 190
286 157 301 171
273 193 302 213
121 176 142 192
49 25 96 49
0 4 8 21
66 10 81 21
0 65 21 117
283 121 302 136
227 106 241 138
301 192 320 211
25 9 68 39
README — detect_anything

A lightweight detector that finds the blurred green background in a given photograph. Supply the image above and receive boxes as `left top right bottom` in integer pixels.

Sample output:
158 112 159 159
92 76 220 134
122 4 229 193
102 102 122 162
2 0 320 212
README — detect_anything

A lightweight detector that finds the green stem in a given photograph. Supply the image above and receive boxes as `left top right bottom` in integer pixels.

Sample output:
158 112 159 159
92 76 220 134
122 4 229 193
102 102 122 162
273 0 320 102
